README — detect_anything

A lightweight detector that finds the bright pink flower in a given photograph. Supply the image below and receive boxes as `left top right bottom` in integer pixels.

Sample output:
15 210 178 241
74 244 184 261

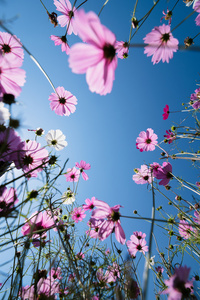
50 35 70 54
105 262 120 283
49 86 77 116
50 267 62 280
83 197 96 211
54 0 77 34
21 210 56 242
15 140 48 177
179 220 194 239
144 24 178 64
161 9 172 25
156 266 164 274
69 9 117 95
115 41 129 59
127 234 148 257
86 218 104 239
0 186 18 216
161 266 194 299
75 160 91 180
71 207 86 223
190 87 200 109
162 104 169 120
150 162 162 177
65 167 80 182
164 129 176 144
133 231 147 240
156 162 173 186
91 199 126 244
136 128 158 152
0 55 26 98
0 32 24 66
132 165 153 184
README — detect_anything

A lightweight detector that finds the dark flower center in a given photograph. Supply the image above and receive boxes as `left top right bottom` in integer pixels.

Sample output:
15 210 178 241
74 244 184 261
90 204 94 209
71 174 75 179
111 210 120 221
61 35 67 43
76 213 80 218
23 155 33 166
103 44 116 61
173 278 191 296
2 44 11 53
95 227 99 232
143 175 149 181
51 140 57 145
161 33 170 42
167 172 173 179
137 235 142 240
146 138 152 144
137 245 142 251
59 97 66 104
0 142 9 153
68 10 74 19
0 201 6 209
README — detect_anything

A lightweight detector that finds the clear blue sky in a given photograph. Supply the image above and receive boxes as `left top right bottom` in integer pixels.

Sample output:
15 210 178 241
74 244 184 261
0 0 200 298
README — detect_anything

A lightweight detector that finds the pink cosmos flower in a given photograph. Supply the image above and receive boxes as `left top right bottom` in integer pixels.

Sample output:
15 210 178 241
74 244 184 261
179 220 194 239
161 266 194 299
164 129 176 144
127 234 148 257
156 162 173 186
83 197 96 210
105 262 120 283
190 87 200 109
156 266 164 275
50 267 62 280
150 162 162 177
132 164 153 184
75 160 91 180
49 86 77 116
54 0 77 34
91 199 126 244
69 9 118 95
21 210 56 243
86 218 104 239
194 1 200 26
76 252 85 259
133 231 147 240
0 32 24 66
144 24 178 64
136 128 158 152
50 35 70 54
0 127 22 164
0 55 26 98
0 186 18 216
161 9 172 25
71 207 86 223
15 140 49 177
162 104 169 120
115 41 129 59
65 167 80 182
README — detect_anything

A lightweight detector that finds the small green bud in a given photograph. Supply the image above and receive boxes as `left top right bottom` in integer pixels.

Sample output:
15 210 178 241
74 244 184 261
171 126 176 131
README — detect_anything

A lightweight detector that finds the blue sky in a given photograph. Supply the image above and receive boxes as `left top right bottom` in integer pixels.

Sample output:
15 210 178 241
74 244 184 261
0 0 200 298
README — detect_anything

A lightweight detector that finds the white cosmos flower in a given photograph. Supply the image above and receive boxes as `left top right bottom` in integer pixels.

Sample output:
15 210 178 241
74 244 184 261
0 102 10 124
62 190 75 205
45 129 68 151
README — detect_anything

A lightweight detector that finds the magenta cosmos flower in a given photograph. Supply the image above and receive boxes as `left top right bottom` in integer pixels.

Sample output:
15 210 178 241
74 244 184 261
15 140 48 177
127 233 148 257
91 199 126 244
132 164 153 184
115 41 129 59
0 55 26 98
136 128 158 152
194 1 200 26
190 87 200 109
65 167 80 182
144 24 178 64
0 127 22 164
71 207 86 223
156 162 173 186
162 104 169 120
0 186 18 216
86 218 104 239
50 35 70 54
21 210 56 241
161 266 194 299
54 0 77 35
83 196 96 210
49 86 77 116
179 220 194 239
69 9 118 95
75 160 91 180
0 32 24 66
164 129 176 144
